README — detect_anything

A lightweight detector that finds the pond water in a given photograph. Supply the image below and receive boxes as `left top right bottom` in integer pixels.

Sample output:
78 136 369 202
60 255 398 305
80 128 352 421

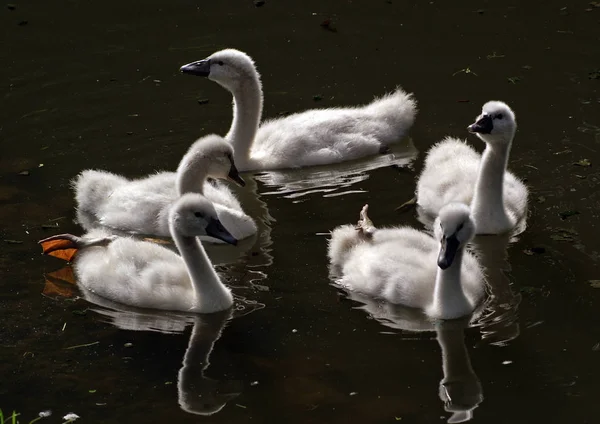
2 0 600 423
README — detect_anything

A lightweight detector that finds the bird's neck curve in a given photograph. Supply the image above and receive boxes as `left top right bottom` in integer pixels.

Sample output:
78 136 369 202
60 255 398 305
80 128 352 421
432 249 471 319
176 158 210 196
471 137 513 233
171 228 233 312
225 76 263 171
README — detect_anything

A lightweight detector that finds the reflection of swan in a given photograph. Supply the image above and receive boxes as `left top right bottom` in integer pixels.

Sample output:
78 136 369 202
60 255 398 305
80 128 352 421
470 234 522 346
73 295 243 415
39 194 236 313
436 319 483 423
255 139 418 200
178 310 242 415
180 49 417 171
73 134 256 243
328 203 485 319
416 101 528 235
335 291 483 423
221 175 275 291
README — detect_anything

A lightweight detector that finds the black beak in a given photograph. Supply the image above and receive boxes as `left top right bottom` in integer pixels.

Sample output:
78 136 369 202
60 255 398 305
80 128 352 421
467 114 493 134
180 59 211 77
437 234 460 270
227 161 245 187
205 217 237 245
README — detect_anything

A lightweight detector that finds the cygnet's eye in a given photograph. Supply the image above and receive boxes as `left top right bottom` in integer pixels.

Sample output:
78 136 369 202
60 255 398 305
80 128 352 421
457 223 464 232
217 60 224 66
194 212 203 218
496 113 504 120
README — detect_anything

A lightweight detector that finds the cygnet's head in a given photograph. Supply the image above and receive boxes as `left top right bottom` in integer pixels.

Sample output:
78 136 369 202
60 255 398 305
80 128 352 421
179 134 244 187
180 49 259 92
169 193 237 245
434 203 476 270
467 101 516 145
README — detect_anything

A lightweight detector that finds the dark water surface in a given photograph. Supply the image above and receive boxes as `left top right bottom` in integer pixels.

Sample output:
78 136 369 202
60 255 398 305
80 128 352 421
2 0 600 422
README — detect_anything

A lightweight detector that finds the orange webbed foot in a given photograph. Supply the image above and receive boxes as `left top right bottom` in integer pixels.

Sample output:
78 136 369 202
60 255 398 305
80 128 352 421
38 234 81 262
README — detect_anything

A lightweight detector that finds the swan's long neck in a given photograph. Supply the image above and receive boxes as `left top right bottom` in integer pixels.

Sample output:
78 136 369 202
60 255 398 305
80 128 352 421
432 249 471 319
176 160 209 196
225 78 263 170
471 139 512 232
171 229 232 311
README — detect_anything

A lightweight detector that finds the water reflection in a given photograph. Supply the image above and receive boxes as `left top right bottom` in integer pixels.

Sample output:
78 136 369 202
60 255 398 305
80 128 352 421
336 292 483 423
469 234 522 346
177 310 243 416
64 289 245 416
221 175 275 290
437 319 483 424
254 138 417 200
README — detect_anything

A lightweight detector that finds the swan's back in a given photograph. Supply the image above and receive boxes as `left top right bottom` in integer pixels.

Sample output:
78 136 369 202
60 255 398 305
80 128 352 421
331 225 484 310
336 228 437 308
73 170 129 214
75 237 198 311
417 137 527 220
417 138 480 216
253 88 417 169
81 171 247 237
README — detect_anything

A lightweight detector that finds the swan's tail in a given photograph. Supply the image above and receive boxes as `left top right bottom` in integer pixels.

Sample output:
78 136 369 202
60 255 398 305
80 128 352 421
328 224 364 267
71 169 127 214
366 86 418 132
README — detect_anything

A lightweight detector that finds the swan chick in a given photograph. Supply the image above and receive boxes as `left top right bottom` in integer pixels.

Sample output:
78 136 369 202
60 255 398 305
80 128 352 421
416 101 527 235
40 193 236 313
73 134 257 241
328 203 485 320
180 49 417 171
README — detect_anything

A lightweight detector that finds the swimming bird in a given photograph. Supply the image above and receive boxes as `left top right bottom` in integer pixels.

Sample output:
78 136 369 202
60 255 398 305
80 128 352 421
73 134 257 242
328 203 485 320
180 49 417 171
416 101 528 235
40 193 236 313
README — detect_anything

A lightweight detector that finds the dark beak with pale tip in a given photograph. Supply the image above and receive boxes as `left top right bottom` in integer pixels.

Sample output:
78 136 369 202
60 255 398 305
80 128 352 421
180 59 211 77
205 218 237 245
227 161 245 187
467 114 493 134
437 234 460 270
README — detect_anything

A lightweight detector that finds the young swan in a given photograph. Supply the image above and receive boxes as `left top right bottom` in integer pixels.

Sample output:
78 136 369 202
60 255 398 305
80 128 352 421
180 49 417 171
39 194 236 313
416 101 528 235
328 203 485 320
74 134 257 242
